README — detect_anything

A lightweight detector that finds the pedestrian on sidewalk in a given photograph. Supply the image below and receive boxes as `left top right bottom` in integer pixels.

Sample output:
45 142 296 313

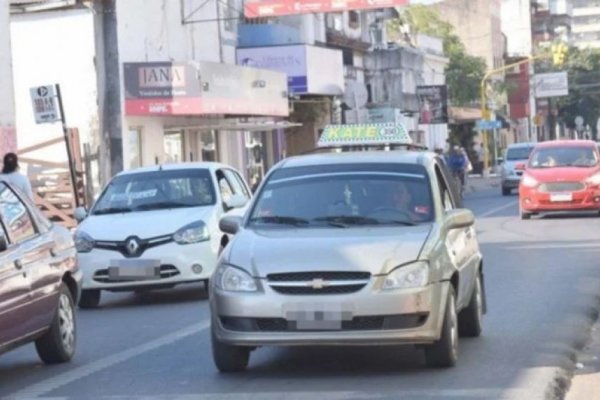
0 152 34 200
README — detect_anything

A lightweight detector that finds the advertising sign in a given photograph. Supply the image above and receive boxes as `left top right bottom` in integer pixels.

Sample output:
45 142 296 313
237 45 307 94
123 62 288 117
416 85 448 124
244 0 409 18
534 72 568 98
318 123 411 147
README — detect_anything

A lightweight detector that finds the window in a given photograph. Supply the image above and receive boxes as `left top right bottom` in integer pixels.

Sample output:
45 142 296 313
200 131 218 162
348 11 360 29
435 165 455 212
0 183 36 244
216 170 234 204
91 169 216 215
164 130 184 163
223 0 237 32
224 169 250 199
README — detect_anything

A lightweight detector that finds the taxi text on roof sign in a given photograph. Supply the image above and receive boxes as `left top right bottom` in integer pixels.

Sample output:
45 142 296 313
317 123 412 147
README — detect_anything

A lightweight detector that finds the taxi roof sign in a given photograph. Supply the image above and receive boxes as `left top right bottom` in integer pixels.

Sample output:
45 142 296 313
317 123 412 147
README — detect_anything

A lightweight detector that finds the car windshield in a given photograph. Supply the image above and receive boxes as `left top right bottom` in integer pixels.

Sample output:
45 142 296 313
249 163 434 228
529 146 599 168
92 169 216 215
506 147 533 161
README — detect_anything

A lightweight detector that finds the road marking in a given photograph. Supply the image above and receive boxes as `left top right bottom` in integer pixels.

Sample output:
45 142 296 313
477 200 518 218
6 320 211 400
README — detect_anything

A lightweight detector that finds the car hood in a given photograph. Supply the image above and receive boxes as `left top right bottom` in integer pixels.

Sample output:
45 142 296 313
526 167 597 182
227 225 433 277
78 206 216 240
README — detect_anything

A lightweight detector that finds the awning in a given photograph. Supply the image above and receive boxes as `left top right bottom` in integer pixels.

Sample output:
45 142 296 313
168 119 302 132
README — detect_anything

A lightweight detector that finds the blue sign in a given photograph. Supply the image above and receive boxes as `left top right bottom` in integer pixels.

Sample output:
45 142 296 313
476 120 502 130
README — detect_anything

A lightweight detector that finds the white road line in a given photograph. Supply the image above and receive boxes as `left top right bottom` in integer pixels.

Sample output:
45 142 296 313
6 320 211 400
477 200 518 218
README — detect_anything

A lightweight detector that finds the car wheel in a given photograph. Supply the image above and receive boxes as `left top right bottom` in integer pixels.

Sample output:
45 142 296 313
458 273 483 337
35 284 76 364
425 286 458 368
79 289 101 309
211 326 250 372
502 187 511 196
520 211 531 220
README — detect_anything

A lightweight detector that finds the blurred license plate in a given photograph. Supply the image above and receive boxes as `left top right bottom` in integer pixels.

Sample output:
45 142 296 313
550 193 572 202
108 259 160 281
284 303 353 330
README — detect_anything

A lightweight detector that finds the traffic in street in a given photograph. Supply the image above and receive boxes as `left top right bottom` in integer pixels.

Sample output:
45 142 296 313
1 179 599 400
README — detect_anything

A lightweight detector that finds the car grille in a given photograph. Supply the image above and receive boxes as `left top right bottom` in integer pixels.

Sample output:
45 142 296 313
538 182 585 193
94 234 173 258
266 271 371 295
220 314 428 332
92 264 180 283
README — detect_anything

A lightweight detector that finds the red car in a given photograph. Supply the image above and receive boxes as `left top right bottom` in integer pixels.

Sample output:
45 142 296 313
519 140 600 219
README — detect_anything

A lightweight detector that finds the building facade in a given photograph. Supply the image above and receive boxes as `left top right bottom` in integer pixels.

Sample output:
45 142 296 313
572 0 600 49
0 1 16 156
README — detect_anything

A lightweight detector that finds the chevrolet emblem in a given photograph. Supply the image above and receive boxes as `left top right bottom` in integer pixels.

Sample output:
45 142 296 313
311 278 326 289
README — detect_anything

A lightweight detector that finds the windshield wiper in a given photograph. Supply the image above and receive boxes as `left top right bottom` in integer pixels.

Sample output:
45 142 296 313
313 215 379 227
135 201 192 211
249 215 310 226
375 218 417 226
93 207 133 215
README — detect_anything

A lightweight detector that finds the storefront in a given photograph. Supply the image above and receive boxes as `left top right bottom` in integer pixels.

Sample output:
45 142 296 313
122 61 292 183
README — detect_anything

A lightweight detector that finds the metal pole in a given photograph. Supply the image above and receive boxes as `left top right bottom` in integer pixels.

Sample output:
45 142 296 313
55 84 80 208
493 128 498 172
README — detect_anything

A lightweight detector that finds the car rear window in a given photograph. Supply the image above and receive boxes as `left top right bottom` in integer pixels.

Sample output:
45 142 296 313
506 147 533 161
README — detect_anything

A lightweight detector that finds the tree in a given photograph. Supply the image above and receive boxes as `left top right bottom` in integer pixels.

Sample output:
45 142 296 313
535 46 600 139
387 5 487 107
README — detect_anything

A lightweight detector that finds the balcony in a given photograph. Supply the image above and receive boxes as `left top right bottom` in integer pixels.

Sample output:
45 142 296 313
237 23 302 48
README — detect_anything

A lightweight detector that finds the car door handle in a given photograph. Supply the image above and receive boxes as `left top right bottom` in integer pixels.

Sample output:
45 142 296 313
14 259 23 270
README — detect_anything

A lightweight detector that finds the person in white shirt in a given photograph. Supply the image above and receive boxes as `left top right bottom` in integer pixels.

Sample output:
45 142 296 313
0 153 34 200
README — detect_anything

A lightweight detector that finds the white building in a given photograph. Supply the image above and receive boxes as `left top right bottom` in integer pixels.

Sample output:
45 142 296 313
572 0 600 49
501 0 533 57
0 1 16 156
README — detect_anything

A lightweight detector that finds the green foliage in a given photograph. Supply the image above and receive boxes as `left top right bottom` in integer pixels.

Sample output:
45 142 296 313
536 46 600 137
388 5 488 106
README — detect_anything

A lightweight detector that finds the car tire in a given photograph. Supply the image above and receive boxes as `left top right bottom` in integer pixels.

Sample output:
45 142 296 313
458 273 483 337
35 284 76 364
211 326 250 373
502 187 511 196
79 289 101 309
520 211 531 220
425 286 458 368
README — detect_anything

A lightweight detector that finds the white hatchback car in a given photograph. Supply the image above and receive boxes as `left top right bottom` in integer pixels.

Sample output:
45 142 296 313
74 163 251 308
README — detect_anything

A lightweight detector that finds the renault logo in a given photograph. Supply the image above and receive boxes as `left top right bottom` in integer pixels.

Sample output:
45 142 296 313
126 238 140 255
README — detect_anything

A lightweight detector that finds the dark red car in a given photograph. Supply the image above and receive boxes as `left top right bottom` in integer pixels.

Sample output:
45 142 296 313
0 180 81 363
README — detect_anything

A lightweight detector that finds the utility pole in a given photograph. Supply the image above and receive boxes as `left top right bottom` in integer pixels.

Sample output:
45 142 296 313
98 0 123 180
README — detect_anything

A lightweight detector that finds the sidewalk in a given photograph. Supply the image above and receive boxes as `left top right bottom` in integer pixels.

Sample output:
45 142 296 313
565 320 600 400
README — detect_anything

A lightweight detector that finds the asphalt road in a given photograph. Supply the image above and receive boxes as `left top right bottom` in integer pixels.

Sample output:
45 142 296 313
2 186 600 400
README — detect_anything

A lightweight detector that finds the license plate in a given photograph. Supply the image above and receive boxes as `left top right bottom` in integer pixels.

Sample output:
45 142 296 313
284 303 353 330
108 259 160 281
550 193 573 202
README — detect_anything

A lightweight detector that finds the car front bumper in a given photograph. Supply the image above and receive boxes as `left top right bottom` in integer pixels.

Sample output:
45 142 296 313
79 240 218 290
502 176 521 189
211 281 449 346
520 186 600 212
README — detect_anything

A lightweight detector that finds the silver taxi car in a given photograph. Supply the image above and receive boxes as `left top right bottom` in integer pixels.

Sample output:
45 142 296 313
211 150 485 372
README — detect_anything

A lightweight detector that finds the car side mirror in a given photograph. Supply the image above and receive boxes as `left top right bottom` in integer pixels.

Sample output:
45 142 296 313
224 194 248 210
0 235 7 253
219 215 243 235
74 207 88 223
444 209 475 230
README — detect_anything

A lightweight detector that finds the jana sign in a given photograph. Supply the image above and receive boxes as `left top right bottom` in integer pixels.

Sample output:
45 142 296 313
318 123 411 147
534 72 569 98
30 85 60 124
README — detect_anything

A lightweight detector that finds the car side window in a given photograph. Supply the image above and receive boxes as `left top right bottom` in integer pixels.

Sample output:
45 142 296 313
216 170 234 203
224 169 250 199
434 164 455 212
0 183 37 244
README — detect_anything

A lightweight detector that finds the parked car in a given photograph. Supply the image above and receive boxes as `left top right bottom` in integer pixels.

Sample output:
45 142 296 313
519 140 600 219
0 180 80 363
212 150 485 372
501 142 535 196
74 163 251 308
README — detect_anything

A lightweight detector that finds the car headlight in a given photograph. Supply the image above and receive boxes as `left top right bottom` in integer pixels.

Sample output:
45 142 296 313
383 261 429 290
521 174 538 188
173 221 210 244
587 173 600 186
74 231 94 253
214 264 257 292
